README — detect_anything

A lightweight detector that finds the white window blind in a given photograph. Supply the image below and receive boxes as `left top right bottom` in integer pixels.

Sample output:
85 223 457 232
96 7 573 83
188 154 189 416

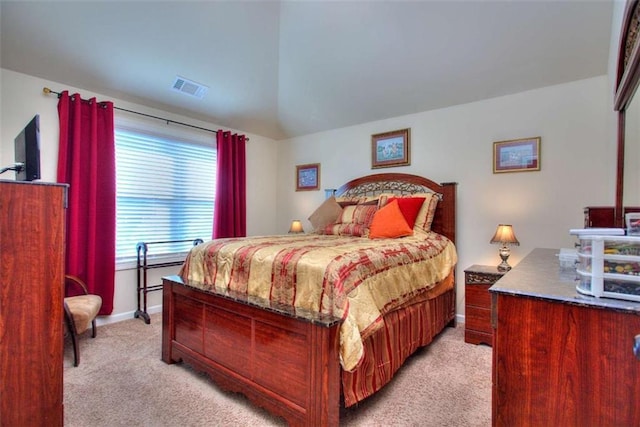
115 128 215 265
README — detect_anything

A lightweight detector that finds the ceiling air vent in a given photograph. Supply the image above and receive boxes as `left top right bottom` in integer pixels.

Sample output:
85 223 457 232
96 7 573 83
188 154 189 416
172 76 208 99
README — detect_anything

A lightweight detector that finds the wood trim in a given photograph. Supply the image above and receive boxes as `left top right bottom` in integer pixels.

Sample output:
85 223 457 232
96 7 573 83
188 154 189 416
616 0 640 111
616 111 626 227
615 1 640 227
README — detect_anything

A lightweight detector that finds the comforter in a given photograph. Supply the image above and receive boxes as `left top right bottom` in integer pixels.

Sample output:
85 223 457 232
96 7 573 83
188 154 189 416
179 232 457 371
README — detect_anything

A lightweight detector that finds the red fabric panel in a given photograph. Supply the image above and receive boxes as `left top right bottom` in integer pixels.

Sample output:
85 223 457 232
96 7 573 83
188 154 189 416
56 91 116 315
213 130 247 238
387 197 426 228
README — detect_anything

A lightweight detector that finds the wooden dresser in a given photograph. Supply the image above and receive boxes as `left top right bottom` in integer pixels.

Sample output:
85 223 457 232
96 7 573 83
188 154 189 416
490 248 640 426
583 206 640 227
0 181 67 426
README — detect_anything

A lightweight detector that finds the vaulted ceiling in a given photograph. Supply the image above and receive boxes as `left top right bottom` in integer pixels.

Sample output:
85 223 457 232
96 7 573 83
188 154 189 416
1 1 614 140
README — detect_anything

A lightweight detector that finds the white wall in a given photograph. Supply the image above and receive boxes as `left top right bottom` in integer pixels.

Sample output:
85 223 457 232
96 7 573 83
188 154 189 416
1 69 279 322
0 71 619 321
277 76 614 317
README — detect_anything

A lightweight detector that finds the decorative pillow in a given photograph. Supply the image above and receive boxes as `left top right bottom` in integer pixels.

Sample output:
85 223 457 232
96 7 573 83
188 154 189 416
308 196 343 232
413 193 439 234
369 200 413 239
323 223 371 237
338 204 377 225
385 197 426 228
323 204 378 237
335 196 380 208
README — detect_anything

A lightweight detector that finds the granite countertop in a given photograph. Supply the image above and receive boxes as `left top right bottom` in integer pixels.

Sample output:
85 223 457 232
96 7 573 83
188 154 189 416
489 248 640 314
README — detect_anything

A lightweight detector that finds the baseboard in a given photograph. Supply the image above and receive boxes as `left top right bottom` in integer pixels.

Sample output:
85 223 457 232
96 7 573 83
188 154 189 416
456 313 465 325
96 304 162 327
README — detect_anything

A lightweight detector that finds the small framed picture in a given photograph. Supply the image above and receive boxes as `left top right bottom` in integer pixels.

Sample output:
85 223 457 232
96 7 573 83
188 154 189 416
296 163 320 191
371 128 410 169
493 137 541 173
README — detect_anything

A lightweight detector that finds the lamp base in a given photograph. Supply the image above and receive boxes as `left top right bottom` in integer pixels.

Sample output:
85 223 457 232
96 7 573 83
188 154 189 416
497 260 512 272
497 246 512 271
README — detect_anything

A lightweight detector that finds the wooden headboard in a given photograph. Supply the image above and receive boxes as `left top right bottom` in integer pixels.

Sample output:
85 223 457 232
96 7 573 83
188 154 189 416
335 173 457 245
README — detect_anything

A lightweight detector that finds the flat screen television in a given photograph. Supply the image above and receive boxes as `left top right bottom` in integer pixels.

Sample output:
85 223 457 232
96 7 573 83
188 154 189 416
14 114 41 181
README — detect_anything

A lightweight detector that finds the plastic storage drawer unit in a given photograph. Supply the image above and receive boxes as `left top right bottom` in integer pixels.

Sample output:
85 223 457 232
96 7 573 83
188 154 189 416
576 235 640 302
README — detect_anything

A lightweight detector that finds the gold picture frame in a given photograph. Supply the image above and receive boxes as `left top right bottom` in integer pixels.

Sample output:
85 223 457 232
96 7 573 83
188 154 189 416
493 137 541 173
371 128 410 169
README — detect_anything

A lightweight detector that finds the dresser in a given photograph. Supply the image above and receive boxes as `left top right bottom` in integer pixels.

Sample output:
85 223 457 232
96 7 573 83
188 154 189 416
583 205 640 227
0 181 67 425
490 248 640 426
464 265 505 346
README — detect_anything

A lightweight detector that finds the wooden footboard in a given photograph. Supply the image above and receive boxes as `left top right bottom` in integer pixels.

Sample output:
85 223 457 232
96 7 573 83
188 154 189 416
162 275 342 427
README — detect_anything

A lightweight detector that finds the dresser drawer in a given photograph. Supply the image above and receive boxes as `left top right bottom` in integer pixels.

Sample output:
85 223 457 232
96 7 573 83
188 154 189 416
466 284 491 307
465 305 491 335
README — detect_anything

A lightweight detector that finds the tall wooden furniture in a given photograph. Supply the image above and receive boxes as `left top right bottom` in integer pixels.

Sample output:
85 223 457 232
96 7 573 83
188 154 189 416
583 206 640 227
0 180 67 426
464 265 505 346
490 248 640 426
614 0 640 228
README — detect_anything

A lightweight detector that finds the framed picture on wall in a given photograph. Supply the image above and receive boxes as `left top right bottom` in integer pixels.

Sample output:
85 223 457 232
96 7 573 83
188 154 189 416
371 128 411 169
296 163 320 191
493 137 541 173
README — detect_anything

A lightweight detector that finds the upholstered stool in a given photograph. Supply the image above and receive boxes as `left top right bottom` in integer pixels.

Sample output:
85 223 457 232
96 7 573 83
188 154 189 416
64 275 102 367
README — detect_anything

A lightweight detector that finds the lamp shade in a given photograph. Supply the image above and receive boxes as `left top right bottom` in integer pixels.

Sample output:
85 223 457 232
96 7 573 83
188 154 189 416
288 220 304 234
490 224 519 245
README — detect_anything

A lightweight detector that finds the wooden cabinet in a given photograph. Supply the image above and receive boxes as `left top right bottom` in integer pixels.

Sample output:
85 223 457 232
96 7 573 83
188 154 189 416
584 206 640 228
0 181 67 426
583 206 615 228
490 248 640 426
464 265 505 346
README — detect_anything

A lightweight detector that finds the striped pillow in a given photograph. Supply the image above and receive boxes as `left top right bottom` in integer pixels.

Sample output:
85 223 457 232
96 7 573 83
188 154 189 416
413 193 439 234
323 204 378 237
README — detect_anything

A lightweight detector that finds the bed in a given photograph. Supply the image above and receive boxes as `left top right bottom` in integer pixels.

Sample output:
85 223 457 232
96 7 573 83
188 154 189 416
161 172 457 426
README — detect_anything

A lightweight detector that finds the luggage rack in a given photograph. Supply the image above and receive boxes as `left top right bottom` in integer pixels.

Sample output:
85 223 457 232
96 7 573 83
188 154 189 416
135 238 203 324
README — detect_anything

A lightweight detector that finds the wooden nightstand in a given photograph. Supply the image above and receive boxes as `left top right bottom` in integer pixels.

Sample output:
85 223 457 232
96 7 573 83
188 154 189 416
464 264 506 346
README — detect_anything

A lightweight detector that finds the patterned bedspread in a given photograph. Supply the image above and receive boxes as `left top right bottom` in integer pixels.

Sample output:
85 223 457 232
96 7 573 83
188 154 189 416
179 232 457 371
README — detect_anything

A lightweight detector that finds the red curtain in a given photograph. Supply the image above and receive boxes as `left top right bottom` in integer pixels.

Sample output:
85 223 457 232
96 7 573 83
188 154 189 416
57 91 116 315
213 130 246 238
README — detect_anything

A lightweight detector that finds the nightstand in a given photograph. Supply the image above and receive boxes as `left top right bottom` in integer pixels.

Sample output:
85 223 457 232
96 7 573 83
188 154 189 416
464 264 506 346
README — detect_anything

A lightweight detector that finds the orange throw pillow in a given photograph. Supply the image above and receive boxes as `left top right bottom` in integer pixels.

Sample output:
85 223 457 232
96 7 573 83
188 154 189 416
369 200 413 239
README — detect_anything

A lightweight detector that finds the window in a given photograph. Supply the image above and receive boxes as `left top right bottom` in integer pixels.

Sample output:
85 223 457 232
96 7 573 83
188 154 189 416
115 125 215 267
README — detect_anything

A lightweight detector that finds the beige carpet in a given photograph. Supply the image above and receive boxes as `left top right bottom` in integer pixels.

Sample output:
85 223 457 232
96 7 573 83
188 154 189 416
64 314 492 426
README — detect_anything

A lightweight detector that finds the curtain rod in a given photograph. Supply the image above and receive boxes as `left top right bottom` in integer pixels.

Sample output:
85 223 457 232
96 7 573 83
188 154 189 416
42 87 249 140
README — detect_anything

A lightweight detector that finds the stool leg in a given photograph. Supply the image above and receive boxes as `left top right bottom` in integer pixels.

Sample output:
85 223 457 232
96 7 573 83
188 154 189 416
64 303 81 367
71 331 80 367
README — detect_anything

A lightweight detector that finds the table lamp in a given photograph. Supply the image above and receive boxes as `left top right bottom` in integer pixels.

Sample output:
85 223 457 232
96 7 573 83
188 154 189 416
288 220 304 234
490 224 519 271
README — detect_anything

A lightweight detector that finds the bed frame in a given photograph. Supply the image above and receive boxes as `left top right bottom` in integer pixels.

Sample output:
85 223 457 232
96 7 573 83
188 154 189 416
161 173 457 426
